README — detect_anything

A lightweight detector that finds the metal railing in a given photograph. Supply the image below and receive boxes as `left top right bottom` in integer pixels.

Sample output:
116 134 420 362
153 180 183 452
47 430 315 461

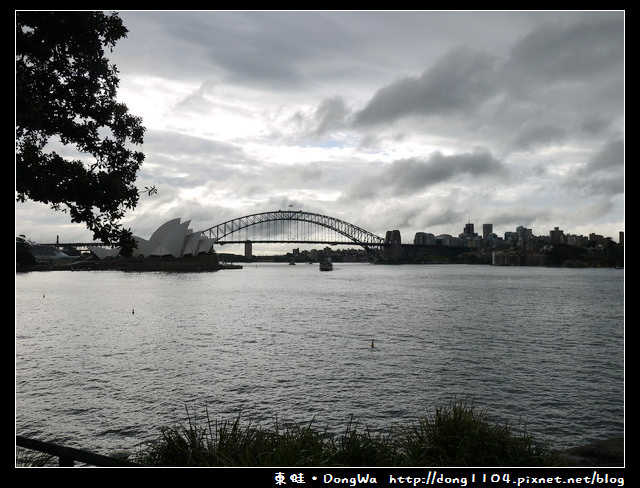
16 435 140 467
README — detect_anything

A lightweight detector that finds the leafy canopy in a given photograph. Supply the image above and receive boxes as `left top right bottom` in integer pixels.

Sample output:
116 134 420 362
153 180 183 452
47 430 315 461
16 11 147 254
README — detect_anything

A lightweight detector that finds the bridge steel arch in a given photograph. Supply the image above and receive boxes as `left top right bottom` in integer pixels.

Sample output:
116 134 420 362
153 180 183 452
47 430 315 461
201 210 385 256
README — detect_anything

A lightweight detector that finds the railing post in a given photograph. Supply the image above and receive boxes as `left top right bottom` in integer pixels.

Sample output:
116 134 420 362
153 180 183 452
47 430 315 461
16 435 139 467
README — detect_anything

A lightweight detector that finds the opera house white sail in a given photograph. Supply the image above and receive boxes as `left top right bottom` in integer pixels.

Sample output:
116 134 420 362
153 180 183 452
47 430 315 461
89 218 216 259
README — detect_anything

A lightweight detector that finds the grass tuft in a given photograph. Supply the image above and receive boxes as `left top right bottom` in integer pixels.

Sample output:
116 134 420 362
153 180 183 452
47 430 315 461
394 398 555 466
133 399 561 467
15 446 55 467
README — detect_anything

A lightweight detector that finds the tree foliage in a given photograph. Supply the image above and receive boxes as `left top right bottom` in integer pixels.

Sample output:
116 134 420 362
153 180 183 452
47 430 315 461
16 11 146 254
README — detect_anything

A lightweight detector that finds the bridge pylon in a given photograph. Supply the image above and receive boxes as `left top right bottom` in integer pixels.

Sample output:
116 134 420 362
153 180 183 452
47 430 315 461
384 230 403 262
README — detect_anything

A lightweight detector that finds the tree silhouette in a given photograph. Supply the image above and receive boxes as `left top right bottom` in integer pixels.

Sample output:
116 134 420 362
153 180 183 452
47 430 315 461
16 11 148 256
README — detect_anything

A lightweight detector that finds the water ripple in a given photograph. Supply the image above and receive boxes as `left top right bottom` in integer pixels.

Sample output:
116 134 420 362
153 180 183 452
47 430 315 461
16 265 624 454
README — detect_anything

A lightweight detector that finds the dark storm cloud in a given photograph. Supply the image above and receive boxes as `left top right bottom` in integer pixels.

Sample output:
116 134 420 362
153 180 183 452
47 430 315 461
311 97 350 137
506 14 623 82
332 14 623 157
567 138 625 198
353 46 500 126
511 123 569 151
345 149 505 200
584 138 624 173
154 11 353 89
279 96 352 142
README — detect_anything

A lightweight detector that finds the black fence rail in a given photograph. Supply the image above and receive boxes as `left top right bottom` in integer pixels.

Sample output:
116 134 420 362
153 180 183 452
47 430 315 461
16 435 140 467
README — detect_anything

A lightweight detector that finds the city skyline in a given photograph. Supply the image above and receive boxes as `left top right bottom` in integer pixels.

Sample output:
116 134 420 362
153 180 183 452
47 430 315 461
27 210 623 251
15 11 624 253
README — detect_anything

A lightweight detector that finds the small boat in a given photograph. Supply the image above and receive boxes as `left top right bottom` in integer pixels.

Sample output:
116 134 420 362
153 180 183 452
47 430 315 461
319 258 333 271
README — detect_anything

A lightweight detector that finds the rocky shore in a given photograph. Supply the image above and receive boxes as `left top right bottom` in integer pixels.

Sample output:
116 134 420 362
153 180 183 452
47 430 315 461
559 437 624 467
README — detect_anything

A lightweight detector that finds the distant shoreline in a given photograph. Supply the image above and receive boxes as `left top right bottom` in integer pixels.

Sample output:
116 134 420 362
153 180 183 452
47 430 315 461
16 254 243 273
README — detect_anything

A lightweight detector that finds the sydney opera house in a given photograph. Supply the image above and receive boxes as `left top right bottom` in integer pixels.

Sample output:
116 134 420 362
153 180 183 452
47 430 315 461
89 218 216 260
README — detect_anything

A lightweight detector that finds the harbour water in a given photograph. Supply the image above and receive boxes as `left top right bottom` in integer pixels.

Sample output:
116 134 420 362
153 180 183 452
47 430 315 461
15 263 624 458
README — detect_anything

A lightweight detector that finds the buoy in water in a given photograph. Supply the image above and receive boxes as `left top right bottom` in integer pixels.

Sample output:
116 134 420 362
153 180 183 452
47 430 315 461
371 340 375 348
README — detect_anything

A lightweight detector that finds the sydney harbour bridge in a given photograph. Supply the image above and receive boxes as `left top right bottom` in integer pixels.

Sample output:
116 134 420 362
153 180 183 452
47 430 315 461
51 210 471 262
201 210 387 259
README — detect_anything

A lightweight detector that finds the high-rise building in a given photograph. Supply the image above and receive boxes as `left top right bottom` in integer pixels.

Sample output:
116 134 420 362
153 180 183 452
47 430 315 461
414 232 435 245
482 224 493 240
517 226 533 247
463 222 475 237
550 227 564 245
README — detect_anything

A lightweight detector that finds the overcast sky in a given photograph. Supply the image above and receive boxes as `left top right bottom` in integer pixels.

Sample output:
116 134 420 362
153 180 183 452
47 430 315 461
16 10 625 252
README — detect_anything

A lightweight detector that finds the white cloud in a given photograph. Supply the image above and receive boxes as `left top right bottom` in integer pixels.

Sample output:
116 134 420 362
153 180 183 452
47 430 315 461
16 10 624 249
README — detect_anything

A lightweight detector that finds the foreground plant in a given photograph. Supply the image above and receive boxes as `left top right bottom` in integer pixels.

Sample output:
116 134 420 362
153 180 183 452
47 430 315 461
395 398 556 466
134 400 560 467
15 446 55 467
